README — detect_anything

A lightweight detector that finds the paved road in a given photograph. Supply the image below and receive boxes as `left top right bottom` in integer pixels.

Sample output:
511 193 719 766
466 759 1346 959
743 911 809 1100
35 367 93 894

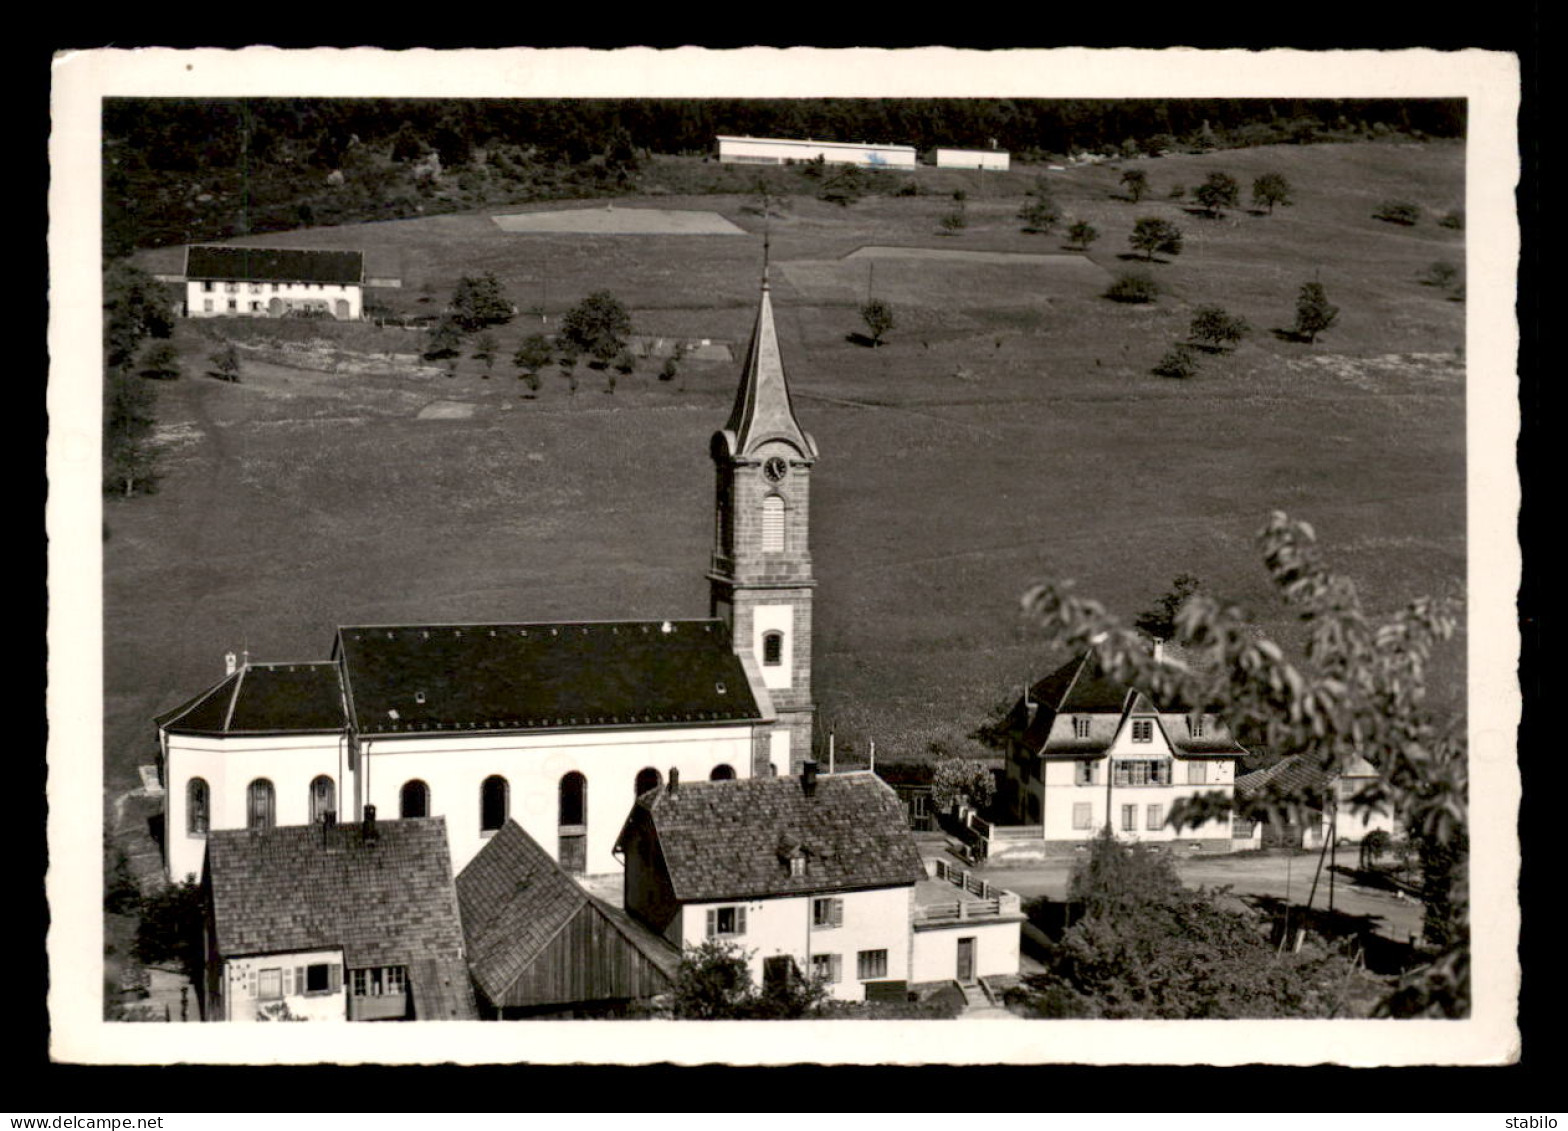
966 851 1425 944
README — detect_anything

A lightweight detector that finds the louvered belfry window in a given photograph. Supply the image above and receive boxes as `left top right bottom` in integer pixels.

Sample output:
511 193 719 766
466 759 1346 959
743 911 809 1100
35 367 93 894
761 495 785 552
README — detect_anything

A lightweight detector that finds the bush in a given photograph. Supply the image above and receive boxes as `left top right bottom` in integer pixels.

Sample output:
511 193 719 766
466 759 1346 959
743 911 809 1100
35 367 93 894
1168 184 1186 201
1187 305 1250 350
1067 220 1099 250
1422 261 1461 289
1018 197 1061 233
1438 210 1465 230
1154 344 1201 379
940 209 967 233
1104 271 1159 304
1374 200 1422 226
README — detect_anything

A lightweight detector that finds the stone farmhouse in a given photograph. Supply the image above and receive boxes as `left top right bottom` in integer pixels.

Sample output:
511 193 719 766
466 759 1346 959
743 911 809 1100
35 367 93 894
183 245 365 320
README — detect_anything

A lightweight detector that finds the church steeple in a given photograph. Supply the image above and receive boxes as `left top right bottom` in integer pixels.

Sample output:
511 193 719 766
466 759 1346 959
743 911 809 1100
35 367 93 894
717 279 817 463
708 266 818 776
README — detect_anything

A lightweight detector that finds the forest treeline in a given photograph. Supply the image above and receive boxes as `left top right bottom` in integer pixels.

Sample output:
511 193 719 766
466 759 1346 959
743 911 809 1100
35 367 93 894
104 97 1465 253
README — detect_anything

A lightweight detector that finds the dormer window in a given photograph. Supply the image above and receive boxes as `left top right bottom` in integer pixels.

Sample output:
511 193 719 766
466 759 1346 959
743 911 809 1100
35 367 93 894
789 855 807 878
1132 719 1154 743
1073 717 1090 739
1189 715 1205 738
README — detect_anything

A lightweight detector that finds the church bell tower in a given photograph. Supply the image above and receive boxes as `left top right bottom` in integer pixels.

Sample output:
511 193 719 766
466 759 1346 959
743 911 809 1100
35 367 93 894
709 261 818 775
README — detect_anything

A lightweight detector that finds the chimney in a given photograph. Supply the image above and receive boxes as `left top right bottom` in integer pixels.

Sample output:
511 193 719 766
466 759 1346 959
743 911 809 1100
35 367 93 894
224 651 238 677
801 760 819 798
667 767 679 793
321 809 336 846
362 804 378 845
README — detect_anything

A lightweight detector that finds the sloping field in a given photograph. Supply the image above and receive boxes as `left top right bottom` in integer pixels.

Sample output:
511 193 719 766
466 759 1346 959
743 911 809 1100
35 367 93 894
782 249 1110 308
492 207 745 234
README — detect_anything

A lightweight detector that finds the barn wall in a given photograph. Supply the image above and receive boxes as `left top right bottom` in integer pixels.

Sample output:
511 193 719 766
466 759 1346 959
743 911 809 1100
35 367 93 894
499 903 672 1010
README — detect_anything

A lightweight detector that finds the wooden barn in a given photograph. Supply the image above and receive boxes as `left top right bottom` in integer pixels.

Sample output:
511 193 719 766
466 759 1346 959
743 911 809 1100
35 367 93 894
456 820 679 1019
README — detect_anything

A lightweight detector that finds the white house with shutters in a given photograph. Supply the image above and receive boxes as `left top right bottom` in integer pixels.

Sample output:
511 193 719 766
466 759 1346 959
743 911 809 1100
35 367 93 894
997 650 1248 852
616 766 1022 999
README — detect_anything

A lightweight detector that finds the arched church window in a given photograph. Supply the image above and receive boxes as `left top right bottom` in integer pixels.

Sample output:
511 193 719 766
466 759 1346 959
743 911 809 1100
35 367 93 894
310 775 336 823
761 495 785 553
635 767 662 797
481 775 509 834
763 631 784 666
400 780 430 819
559 772 587 828
187 778 209 835
246 779 275 831
710 764 737 782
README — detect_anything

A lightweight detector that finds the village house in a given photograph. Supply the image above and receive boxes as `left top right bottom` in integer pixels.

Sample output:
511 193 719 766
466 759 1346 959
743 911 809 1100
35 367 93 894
183 245 365 320
457 819 679 1018
616 764 1022 1000
993 650 1248 854
716 135 917 170
157 272 821 884
200 810 477 1022
1232 753 1398 851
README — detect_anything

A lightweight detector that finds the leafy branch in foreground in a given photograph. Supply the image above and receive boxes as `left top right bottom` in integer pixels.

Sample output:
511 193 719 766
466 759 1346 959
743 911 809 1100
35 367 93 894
1019 512 1467 1016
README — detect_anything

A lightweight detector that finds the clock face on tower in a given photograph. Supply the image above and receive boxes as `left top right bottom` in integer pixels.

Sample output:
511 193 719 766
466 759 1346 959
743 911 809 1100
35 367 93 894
763 456 788 483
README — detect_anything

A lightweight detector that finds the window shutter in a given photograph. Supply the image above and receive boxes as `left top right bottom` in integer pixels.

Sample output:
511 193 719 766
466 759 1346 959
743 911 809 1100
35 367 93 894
832 899 844 927
328 964 341 992
706 909 717 938
248 970 257 996
832 955 842 983
762 496 785 552
737 906 748 935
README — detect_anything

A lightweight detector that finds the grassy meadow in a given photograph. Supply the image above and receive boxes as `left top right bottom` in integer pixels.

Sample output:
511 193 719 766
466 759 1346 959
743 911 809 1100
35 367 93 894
109 141 1467 796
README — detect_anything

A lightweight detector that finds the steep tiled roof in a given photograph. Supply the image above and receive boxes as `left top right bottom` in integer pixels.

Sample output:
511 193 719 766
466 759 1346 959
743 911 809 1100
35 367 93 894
207 817 476 1019
627 771 926 902
185 245 364 285
1006 651 1246 760
456 820 677 1004
1234 755 1332 808
335 619 763 737
156 663 348 736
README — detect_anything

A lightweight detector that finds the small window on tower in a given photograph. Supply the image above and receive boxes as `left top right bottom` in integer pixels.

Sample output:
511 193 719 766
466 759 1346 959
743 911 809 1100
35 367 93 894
763 631 783 666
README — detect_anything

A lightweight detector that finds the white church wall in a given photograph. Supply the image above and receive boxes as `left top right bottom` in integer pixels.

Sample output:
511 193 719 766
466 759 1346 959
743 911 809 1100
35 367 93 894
165 731 349 883
361 724 763 875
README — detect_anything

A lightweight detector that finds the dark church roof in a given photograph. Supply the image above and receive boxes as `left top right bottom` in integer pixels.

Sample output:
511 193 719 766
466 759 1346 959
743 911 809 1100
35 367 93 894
184 245 364 285
623 771 926 903
456 820 678 1006
206 816 476 1020
156 662 348 736
334 619 764 737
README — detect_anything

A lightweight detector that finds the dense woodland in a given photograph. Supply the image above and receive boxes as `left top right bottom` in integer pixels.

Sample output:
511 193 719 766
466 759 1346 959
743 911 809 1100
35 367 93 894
103 97 1464 254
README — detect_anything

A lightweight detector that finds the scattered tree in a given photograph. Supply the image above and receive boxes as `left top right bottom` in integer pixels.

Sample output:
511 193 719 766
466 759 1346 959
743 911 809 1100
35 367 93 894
1359 828 1393 872
1251 172 1293 215
613 348 637 375
1438 210 1465 231
449 273 513 332
940 209 968 234
1187 305 1250 350
207 342 241 383
1154 344 1201 379
1422 261 1461 289
1006 829 1377 1019
424 317 463 360
139 341 181 380
513 333 552 396
1133 572 1203 639
104 261 175 370
860 298 896 348
930 756 996 813
1374 200 1422 226
1018 511 1467 1016
133 875 205 983
1194 171 1241 217
472 332 499 376
104 369 159 498
560 291 633 365
1292 281 1340 344
1119 169 1149 202
1018 196 1062 234
1104 271 1159 304
1129 217 1183 262
558 350 580 395
1067 220 1100 250
1168 184 1187 201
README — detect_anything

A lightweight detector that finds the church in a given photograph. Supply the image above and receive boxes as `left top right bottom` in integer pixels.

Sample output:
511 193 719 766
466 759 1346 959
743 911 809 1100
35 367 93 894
157 271 821 883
